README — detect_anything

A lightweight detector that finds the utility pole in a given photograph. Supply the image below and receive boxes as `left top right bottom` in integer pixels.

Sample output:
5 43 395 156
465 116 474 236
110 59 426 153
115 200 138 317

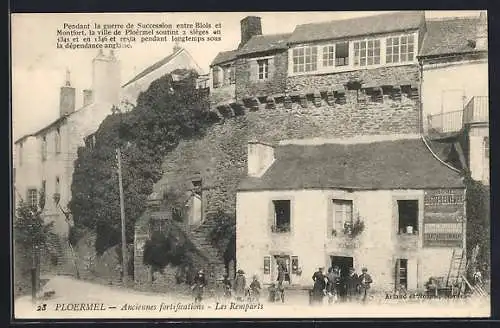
116 148 128 285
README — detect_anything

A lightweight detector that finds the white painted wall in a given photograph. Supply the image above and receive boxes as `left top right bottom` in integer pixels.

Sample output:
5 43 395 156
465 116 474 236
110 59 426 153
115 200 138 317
421 59 488 130
236 188 461 292
469 126 489 184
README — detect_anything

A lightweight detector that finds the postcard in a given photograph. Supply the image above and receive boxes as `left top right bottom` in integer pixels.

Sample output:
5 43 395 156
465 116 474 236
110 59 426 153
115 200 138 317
11 10 490 319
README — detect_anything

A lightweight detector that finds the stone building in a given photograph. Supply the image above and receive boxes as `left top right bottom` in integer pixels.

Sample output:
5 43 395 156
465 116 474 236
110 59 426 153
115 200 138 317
420 12 489 185
236 136 466 291
14 46 204 237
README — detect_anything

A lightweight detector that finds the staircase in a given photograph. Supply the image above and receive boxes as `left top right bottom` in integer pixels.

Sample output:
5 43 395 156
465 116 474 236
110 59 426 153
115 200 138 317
149 211 227 285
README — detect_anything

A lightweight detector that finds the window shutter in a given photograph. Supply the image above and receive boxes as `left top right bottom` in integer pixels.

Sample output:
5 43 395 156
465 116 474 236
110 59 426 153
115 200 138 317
394 259 401 291
264 256 271 274
327 200 334 237
268 57 275 79
250 60 259 82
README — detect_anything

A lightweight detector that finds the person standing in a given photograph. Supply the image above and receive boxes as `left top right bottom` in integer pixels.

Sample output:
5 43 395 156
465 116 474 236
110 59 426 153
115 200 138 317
277 264 286 303
359 267 373 302
192 269 207 303
346 267 359 302
222 274 232 299
234 269 246 301
249 275 262 301
312 267 326 305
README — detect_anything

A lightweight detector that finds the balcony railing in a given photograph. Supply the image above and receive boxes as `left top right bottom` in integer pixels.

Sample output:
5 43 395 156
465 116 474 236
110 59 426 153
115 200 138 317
427 96 489 134
428 110 463 133
463 96 489 125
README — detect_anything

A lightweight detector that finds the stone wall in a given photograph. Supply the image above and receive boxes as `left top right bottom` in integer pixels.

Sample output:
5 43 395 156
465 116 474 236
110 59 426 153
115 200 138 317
286 65 419 94
235 51 288 99
154 91 419 217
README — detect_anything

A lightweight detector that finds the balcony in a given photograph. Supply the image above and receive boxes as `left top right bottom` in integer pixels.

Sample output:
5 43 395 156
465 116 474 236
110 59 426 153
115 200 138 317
427 96 489 134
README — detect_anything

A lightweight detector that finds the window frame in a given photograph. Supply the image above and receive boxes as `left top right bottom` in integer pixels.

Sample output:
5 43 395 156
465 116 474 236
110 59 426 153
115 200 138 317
332 199 354 233
257 59 269 80
27 188 38 208
353 38 381 67
397 199 419 235
386 34 415 64
292 45 318 73
271 199 291 233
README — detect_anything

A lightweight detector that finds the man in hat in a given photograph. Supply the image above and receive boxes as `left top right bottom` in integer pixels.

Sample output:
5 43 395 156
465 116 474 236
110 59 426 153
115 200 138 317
346 267 359 302
234 269 246 301
359 267 373 302
311 267 326 304
192 269 207 303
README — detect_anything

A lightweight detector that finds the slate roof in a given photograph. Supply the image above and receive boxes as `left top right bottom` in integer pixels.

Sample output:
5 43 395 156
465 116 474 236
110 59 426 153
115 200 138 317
419 17 481 57
122 48 184 87
211 49 239 66
238 33 292 56
238 138 464 191
287 11 425 45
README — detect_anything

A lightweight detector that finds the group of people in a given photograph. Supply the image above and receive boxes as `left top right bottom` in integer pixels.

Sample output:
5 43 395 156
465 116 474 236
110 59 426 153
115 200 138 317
311 266 373 304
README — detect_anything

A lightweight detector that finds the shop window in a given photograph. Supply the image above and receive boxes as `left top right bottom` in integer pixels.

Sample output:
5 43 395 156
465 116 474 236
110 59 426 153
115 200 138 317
272 200 291 233
397 200 418 234
395 258 408 291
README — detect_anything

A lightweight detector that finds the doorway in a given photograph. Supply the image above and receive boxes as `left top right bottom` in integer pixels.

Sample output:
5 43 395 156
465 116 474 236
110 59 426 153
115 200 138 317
330 256 354 278
273 255 291 284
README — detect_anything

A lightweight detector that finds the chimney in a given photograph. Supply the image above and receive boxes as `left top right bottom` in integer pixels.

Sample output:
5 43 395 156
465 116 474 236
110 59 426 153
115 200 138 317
476 11 488 51
173 42 182 53
239 16 262 49
59 68 76 117
247 140 275 177
83 89 93 106
92 49 121 106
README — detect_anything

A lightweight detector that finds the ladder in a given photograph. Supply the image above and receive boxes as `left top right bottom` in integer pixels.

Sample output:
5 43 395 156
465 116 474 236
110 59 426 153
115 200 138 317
446 249 465 287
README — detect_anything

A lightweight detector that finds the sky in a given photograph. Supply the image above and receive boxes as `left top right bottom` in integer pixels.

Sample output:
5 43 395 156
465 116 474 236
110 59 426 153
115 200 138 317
11 11 482 141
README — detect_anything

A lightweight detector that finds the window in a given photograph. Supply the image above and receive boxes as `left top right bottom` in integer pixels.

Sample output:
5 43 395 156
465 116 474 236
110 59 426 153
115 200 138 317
55 128 61 154
41 136 47 161
335 42 349 66
395 259 408 291
333 199 353 233
257 59 269 80
212 66 222 88
272 200 291 233
27 188 37 208
354 39 381 67
292 46 318 73
397 200 418 234
322 45 334 67
386 34 415 64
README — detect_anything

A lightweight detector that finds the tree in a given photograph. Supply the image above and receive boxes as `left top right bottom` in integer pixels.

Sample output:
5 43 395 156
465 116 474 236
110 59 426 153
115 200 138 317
69 69 212 255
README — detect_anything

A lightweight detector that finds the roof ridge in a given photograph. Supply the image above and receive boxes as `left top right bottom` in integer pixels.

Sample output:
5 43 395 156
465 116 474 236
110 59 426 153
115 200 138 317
295 11 421 28
426 16 479 22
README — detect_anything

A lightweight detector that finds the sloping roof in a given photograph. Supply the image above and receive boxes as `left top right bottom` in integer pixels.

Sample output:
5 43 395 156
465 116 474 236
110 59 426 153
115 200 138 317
288 11 425 44
211 49 239 66
238 138 464 191
419 17 480 57
122 48 184 87
238 33 292 56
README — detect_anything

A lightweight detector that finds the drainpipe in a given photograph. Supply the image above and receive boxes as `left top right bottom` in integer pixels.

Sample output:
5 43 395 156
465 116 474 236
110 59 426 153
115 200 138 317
418 59 424 135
